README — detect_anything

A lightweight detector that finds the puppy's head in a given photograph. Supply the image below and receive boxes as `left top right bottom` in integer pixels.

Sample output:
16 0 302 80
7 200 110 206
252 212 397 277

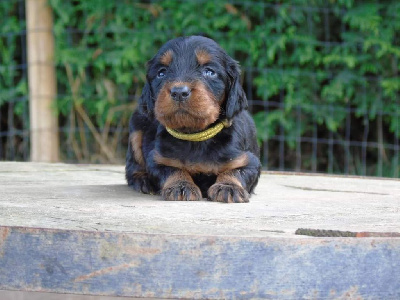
139 36 247 132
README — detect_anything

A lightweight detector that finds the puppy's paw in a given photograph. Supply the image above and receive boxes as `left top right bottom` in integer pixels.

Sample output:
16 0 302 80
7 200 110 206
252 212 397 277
129 172 154 194
208 183 249 203
162 181 202 201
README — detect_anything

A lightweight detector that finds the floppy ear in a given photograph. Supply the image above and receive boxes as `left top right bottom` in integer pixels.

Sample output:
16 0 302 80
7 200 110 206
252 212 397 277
225 59 248 119
138 80 154 118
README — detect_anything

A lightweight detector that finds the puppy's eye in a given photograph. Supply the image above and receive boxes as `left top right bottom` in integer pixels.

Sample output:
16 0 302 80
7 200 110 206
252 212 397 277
157 68 167 78
203 68 217 78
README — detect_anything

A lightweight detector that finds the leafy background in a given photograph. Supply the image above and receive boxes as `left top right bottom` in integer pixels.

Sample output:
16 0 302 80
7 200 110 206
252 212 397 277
1 0 399 177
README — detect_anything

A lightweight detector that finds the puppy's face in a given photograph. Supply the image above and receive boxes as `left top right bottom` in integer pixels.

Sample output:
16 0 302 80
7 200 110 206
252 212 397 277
141 36 246 132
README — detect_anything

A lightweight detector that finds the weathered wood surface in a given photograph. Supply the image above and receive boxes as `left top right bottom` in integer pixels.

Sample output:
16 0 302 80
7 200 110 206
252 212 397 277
0 162 399 299
1 226 400 299
0 162 399 235
0 290 139 300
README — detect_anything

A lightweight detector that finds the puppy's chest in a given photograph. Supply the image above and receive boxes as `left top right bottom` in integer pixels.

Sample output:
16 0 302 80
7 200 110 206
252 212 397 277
154 144 248 175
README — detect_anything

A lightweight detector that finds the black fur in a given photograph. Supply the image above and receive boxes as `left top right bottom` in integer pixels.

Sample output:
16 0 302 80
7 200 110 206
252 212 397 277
126 36 261 203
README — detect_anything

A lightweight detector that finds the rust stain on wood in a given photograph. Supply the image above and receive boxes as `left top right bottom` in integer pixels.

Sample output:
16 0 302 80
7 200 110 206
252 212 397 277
125 246 162 256
74 261 140 282
100 240 162 259
355 232 400 238
0 227 10 257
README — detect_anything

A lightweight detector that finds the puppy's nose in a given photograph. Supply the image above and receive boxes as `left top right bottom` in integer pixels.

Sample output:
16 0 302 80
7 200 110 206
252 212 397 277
170 85 191 102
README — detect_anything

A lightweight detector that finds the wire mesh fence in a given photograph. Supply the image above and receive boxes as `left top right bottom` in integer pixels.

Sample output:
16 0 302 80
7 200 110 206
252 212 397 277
1 0 399 178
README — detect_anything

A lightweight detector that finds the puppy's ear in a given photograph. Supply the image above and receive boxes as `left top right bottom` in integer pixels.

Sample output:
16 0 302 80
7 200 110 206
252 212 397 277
225 59 248 119
138 80 154 117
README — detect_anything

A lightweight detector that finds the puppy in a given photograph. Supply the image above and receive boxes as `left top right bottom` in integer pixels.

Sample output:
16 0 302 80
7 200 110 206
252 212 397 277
125 36 261 203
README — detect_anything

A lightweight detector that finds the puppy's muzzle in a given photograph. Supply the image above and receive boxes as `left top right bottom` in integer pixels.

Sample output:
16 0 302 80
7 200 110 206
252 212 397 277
170 85 191 102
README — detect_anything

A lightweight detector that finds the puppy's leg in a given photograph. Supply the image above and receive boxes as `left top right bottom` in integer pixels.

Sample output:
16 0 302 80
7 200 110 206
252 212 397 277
147 152 202 201
208 152 261 203
161 169 202 201
126 130 154 194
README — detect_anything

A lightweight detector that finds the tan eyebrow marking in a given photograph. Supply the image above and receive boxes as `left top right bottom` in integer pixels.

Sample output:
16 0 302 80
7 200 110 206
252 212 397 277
195 49 211 65
160 50 173 65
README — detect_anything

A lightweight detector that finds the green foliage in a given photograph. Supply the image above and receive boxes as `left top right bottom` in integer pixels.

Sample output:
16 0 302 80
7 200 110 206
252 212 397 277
2 0 399 175
0 1 27 108
251 1 400 144
48 0 253 125
46 1 400 135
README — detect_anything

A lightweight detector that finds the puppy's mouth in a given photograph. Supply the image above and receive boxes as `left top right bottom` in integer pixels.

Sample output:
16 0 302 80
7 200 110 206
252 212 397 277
155 81 221 132
171 105 203 118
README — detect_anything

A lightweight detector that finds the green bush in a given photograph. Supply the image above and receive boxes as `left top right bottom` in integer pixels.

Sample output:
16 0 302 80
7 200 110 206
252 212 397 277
0 1 28 160
0 1 27 110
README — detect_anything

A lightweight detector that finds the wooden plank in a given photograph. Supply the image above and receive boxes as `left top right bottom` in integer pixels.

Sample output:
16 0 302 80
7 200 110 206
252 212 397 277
26 0 59 162
0 162 399 298
0 162 399 236
1 226 400 299
0 290 140 300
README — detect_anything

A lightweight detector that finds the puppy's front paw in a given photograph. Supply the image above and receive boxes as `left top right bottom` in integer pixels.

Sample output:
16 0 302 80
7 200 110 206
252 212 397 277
208 183 249 203
162 181 202 201
129 172 154 194
128 172 155 194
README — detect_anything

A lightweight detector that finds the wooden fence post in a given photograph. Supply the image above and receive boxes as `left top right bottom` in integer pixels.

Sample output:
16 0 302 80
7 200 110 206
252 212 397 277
26 0 59 162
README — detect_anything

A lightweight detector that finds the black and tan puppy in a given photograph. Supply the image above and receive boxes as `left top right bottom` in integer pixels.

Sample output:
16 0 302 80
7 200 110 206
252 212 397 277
125 36 261 203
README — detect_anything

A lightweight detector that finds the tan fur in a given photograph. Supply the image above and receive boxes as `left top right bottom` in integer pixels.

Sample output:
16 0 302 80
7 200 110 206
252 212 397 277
195 49 211 65
208 171 249 203
154 152 249 175
163 170 201 201
155 81 220 131
130 131 145 167
163 170 193 189
215 172 243 187
160 50 173 65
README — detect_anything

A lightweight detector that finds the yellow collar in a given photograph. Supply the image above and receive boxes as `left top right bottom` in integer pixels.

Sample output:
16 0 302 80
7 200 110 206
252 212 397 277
166 119 231 142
